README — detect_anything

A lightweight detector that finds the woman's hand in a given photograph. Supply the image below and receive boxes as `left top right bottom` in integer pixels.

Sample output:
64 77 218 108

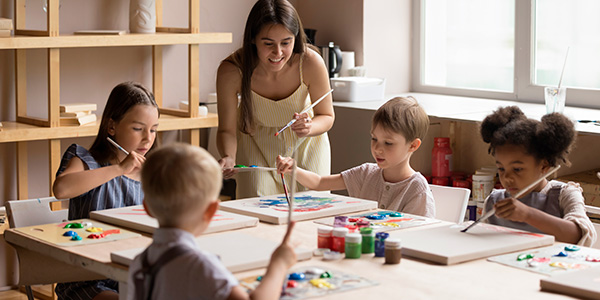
219 156 237 179
494 197 533 223
291 112 312 138
119 151 146 175
276 155 295 174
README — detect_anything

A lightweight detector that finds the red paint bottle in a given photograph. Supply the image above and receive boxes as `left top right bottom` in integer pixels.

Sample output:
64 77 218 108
332 227 349 253
317 226 333 250
432 137 452 177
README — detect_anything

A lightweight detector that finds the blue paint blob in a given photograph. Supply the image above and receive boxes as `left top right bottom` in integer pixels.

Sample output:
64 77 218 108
565 245 581 252
288 272 306 280
249 165 258 168
554 251 568 257
63 231 78 237
377 211 394 216
389 212 404 217
256 275 263 282
365 214 387 220
259 199 288 206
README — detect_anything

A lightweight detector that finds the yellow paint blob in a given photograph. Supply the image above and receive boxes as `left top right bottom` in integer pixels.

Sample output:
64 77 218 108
86 227 103 233
309 279 335 289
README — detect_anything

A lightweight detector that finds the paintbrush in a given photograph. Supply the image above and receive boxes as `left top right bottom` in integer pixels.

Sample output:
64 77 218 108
106 137 129 156
461 165 561 233
223 166 277 172
288 150 297 225
281 173 291 205
274 89 333 137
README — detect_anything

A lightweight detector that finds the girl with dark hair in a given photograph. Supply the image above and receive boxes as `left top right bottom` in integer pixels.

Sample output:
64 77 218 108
216 0 334 198
52 82 159 300
481 106 596 246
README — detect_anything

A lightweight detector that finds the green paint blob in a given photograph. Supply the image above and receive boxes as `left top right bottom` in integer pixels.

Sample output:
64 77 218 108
234 164 248 168
64 223 84 229
517 253 534 261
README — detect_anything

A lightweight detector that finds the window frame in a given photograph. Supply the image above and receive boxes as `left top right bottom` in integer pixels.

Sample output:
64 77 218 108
411 0 600 109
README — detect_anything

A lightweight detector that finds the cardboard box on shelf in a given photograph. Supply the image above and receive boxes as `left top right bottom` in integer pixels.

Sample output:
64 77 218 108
556 168 600 207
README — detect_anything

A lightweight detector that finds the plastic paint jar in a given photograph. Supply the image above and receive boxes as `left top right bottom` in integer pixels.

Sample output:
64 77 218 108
472 173 494 202
374 232 389 257
431 137 452 177
345 233 362 259
384 238 402 264
360 227 374 254
332 227 349 253
317 226 333 250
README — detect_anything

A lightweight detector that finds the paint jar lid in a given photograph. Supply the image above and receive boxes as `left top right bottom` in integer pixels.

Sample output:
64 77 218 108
375 232 389 239
318 226 333 235
345 233 362 243
385 238 401 248
359 227 373 235
472 174 494 181
332 227 349 237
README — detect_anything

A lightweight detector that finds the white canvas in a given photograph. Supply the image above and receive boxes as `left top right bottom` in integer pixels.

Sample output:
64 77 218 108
219 191 378 224
111 232 313 273
90 206 258 234
389 223 555 265
540 266 600 299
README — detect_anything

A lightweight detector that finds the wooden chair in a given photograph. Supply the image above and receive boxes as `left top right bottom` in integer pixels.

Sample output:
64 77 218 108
430 185 470 223
585 205 600 249
6 197 68 300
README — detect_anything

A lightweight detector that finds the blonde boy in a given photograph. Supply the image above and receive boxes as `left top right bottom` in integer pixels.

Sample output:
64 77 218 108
129 143 296 300
277 97 435 217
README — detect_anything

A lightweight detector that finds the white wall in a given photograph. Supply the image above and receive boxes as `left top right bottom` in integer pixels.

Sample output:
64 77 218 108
363 0 411 93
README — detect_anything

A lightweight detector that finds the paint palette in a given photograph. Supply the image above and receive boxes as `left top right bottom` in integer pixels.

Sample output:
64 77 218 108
14 218 140 247
111 232 313 273
389 223 555 265
540 265 600 299
90 206 259 234
487 243 600 275
219 191 378 224
313 211 440 232
240 266 378 299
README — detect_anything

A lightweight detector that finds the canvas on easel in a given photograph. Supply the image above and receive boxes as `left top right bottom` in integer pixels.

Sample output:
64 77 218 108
389 223 555 265
219 191 378 224
90 205 259 234
111 232 313 273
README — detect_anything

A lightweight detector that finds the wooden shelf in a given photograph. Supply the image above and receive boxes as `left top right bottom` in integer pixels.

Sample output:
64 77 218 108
0 32 232 50
0 113 218 143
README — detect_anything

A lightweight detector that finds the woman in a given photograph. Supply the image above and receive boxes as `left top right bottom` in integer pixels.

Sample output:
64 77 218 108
216 0 334 198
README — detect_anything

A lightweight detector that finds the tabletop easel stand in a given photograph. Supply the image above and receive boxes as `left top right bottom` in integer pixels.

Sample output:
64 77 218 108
154 0 202 146
13 0 61 207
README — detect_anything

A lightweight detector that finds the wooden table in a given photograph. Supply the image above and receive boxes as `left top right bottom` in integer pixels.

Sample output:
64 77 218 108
4 214 572 300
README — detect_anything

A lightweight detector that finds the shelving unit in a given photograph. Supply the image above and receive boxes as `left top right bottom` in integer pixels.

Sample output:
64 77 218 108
1 0 231 202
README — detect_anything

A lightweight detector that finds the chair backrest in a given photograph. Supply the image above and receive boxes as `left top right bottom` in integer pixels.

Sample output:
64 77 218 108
430 185 470 223
585 205 600 249
6 197 68 228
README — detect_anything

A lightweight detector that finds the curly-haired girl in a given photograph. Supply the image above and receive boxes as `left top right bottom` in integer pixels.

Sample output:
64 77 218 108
480 106 596 246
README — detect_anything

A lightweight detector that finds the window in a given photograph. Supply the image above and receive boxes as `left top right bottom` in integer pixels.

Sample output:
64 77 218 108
414 0 600 108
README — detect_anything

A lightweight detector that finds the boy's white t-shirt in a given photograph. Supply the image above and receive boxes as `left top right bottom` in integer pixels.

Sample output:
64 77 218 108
341 163 436 218
128 228 238 300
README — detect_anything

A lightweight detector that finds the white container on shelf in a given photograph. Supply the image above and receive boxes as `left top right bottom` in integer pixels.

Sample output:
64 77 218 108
330 77 386 102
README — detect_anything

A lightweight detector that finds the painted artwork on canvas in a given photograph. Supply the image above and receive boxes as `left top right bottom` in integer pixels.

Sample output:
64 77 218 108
90 205 259 234
313 211 440 232
488 243 600 275
219 191 378 224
